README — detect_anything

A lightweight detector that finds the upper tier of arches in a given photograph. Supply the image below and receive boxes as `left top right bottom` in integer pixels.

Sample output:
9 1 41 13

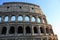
0 15 47 23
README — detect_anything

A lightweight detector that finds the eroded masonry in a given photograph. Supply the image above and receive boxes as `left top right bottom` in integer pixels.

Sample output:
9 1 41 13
0 2 58 40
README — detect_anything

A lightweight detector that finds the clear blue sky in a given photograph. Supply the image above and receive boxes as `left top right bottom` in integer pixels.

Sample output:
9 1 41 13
0 0 60 40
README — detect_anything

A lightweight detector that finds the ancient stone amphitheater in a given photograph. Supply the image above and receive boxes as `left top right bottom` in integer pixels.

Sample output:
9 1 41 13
0 2 58 40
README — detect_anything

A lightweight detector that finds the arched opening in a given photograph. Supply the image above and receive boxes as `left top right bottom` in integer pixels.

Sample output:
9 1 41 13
9 26 15 34
50 29 53 34
26 26 31 33
25 16 29 21
46 28 49 33
31 16 35 22
0 16 2 22
11 16 16 21
43 18 47 23
37 17 41 23
43 38 47 40
1 27 7 34
40 27 44 33
18 16 23 21
4 16 8 22
18 26 23 33
34 27 38 33
49 38 52 40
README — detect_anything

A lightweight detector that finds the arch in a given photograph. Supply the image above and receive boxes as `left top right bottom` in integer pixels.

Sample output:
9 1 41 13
4 16 8 22
11 15 16 21
49 38 52 40
46 28 49 33
50 29 53 34
43 18 47 23
31 16 36 22
18 15 23 21
0 16 2 22
25 16 29 21
26 26 31 33
37 17 41 23
43 38 47 40
9 26 15 34
1 27 7 34
34 27 38 33
40 27 44 33
18 26 23 33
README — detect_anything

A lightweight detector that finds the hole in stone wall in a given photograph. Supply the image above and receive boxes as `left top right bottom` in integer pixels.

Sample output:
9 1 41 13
50 29 53 34
18 16 23 21
4 16 8 22
40 27 44 33
19 6 22 9
7 7 9 9
1 27 7 34
26 26 31 33
25 16 30 21
31 16 36 22
11 16 16 21
18 26 23 33
46 28 49 33
34 27 38 33
9 26 15 34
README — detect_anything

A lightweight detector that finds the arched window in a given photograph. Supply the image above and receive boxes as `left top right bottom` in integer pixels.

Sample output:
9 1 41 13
40 27 44 33
1 27 7 34
26 26 31 33
25 16 29 21
34 27 38 33
31 16 35 22
9 26 15 34
4 16 8 22
18 26 23 33
18 16 23 21
11 16 16 21
0 16 2 22
46 28 49 33
37 17 41 23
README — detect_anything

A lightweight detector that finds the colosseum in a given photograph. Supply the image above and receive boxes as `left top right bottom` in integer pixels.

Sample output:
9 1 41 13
0 2 58 40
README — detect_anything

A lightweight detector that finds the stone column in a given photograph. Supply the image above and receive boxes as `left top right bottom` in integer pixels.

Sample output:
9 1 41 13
38 26 41 35
6 24 10 35
15 26 17 36
35 16 38 23
31 25 34 35
24 25 26 35
30 15 32 22
2 16 4 22
40 17 43 23
9 16 11 22
16 15 18 22
23 15 25 22
43 25 46 35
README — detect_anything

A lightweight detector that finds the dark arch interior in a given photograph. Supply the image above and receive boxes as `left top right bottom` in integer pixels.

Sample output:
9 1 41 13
34 27 38 33
26 26 31 33
50 29 53 34
46 28 49 33
18 26 23 33
40 27 44 33
49 38 52 40
9 26 15 34
1 27 7 34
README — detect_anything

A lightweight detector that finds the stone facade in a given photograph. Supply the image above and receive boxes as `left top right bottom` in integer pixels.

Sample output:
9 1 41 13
0 2 58 40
